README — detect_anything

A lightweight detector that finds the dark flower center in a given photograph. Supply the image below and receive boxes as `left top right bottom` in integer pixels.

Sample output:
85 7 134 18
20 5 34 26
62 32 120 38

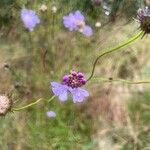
62 71 86 88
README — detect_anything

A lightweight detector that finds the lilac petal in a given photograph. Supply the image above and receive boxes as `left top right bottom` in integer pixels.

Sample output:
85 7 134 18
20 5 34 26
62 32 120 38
69 88 89 103
82 25 93 37
63 13 77 31
46 111 56 118
74 10 85 21
51 82 68 102
63 10 85 31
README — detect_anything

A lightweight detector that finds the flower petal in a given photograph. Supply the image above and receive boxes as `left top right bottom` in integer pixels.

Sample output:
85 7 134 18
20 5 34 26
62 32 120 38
74 10 85 21
69 88 89 103
58 91 68 101
82 25 93 37
63 13 77 31
21 8 40 31
50 82 68 102
46 111 56 118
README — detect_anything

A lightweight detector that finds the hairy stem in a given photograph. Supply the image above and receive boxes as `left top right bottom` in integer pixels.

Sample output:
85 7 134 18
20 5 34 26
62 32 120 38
48 95 56 102
91 77 150 84
12 95 55 112
87 31 144 81
12 98 43 111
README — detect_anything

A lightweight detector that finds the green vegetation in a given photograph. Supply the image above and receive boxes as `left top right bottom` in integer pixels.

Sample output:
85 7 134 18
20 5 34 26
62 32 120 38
0 0 149 149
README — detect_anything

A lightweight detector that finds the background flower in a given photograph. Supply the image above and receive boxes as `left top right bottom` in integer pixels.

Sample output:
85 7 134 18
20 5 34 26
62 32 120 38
21 8 40 31
63 10 85 31
46 111 56 118
63 10 93 36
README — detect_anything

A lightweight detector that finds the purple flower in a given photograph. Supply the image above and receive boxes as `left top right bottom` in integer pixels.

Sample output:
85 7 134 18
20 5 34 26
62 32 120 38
50 71 89 103
63 10 93 36
46 111 56 118
21 8 40 31
63 10 84 31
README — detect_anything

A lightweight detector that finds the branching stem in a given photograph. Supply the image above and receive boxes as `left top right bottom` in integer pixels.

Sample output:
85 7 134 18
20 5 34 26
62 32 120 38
87 31 144 82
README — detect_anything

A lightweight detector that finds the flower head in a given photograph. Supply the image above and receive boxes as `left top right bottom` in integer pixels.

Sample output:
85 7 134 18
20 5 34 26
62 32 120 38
21 8 40 31
95 21 101 28
50 71 89 103
51 6 57 13
0 95 11 116
137 6 150 34
63 10 93 36
39 4 47 12
46 111 56 118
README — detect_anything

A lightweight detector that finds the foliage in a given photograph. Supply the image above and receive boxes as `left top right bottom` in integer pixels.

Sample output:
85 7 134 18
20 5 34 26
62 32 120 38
0 0 149 149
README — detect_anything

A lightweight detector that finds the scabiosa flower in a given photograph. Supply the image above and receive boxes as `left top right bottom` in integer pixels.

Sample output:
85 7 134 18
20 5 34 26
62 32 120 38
21 8 40 31
50 71 89 103
63 10 93 37
0 95 11 116
137 6 150 34
46 111 56 118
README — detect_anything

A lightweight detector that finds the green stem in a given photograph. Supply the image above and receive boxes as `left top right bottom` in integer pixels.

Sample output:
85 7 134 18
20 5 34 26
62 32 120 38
87 31 144 82
91 77 150 84
48 95 55 102
11 95 56 112
12 98 43 111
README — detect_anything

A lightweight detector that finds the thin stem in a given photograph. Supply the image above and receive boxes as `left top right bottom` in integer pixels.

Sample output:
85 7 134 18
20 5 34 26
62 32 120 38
51 13 55 40
91 77 150 84
87 31 144 81
48 95 55 102
12 98 43 111
12 95 56 112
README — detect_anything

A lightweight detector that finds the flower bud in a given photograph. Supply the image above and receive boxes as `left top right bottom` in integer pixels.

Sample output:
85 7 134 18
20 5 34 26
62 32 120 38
0 95 11 116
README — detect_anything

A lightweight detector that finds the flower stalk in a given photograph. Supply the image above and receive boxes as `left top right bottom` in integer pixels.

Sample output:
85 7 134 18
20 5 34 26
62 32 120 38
48 95 56 102
91 77 150 84
12 95 55 112
12 98 43 111
87 31 144 81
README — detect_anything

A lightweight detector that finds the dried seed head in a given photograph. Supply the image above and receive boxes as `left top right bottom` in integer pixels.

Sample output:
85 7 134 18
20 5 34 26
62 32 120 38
0 95 11 116
95 21 101 28
39 4 48 12
137 6 150 34
51 6 57 13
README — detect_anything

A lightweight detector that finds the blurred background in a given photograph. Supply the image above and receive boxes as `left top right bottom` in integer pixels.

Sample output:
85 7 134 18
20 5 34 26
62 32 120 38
0 0 150 149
